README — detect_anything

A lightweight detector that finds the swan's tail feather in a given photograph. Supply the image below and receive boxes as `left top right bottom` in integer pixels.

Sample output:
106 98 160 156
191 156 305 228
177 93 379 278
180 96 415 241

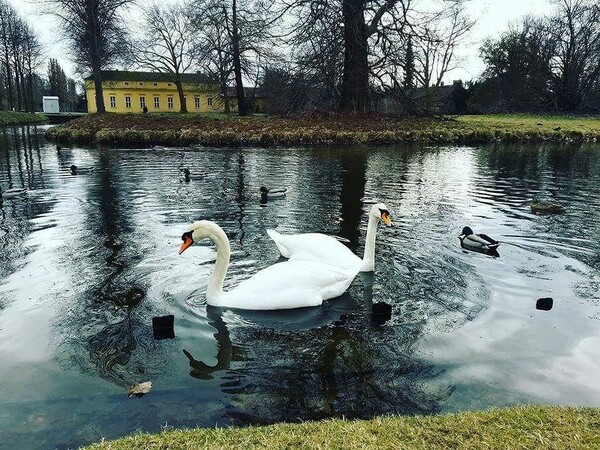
266 229 291 258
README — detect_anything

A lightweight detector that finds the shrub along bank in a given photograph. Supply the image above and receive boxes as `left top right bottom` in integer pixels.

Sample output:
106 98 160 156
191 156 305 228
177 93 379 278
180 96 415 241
45 113 600 147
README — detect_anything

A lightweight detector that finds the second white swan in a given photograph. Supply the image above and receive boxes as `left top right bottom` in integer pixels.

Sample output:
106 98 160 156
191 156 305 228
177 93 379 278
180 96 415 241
267 202 392 272
179 220 356 310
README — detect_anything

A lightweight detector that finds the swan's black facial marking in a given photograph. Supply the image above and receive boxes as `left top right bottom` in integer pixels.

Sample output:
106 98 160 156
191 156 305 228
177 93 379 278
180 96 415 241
179 230 195 255
259 186 268 194
379 208 392 226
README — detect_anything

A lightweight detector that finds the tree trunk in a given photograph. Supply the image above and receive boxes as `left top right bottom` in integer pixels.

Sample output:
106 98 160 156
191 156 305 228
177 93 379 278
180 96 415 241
175 77 187 113
92 65 105 113
339 0 370 113
87 0 105 113
217 51 230 114
231 0 249 116
5 57 13 110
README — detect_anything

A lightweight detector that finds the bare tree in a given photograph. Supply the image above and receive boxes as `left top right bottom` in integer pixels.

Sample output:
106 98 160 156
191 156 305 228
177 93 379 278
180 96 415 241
189 0 234 113
412 2 476 88
132 3 195 113
45 0 134 113
0 1 43 112
549 0 600 110
189 0 280 116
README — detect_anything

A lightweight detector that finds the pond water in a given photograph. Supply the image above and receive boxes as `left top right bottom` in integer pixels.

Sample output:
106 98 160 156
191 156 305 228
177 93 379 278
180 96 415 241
1 125 599 449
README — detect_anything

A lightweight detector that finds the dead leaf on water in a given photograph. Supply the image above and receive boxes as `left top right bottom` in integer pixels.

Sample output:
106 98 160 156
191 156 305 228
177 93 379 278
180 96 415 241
128 381 152 398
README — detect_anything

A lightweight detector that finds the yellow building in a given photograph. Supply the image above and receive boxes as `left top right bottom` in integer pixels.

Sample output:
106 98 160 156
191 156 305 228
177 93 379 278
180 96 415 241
84 70 223 114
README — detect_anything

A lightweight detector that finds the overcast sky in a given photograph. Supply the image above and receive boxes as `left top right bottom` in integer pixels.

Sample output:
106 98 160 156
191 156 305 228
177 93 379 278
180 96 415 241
10 0 552 84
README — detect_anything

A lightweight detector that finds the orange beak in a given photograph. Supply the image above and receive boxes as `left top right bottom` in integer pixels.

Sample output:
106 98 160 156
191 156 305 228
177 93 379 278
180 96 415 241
381 213 393 227
179 235 194 254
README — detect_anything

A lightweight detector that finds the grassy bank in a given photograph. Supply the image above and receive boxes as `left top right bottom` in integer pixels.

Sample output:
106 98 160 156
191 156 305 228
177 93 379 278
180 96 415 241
0 110 47 125
45 113 600 147
84 405 599 449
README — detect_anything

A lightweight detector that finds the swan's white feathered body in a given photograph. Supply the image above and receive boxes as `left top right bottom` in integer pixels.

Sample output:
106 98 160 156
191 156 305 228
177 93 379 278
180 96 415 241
179 220 356 310
213 260 353 309
267 202 392 273
267 230 362 271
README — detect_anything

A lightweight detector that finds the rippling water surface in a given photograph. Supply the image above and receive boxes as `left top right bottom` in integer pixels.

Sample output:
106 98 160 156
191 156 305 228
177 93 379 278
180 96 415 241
1 125 599 449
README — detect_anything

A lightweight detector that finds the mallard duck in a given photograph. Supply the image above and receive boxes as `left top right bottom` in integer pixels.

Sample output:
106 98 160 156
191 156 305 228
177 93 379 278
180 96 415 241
0 186 27 199
70 165 94 175
531 199 565 214
181 168 204 182
459 226 499 255
267 203 392 272
179 221 356 310
260 186 287 199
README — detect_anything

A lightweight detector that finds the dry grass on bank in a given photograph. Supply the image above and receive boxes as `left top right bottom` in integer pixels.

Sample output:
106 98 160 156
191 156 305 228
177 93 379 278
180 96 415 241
45 112 600 146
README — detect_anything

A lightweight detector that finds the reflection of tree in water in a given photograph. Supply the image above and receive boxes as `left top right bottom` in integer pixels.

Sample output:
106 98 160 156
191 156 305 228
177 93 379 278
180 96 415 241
185 300 452 423
58 149 158 387
0 127 55 283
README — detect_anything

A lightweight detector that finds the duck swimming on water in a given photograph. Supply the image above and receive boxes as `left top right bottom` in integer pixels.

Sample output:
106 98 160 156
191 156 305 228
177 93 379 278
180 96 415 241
260 186 287 199
70 165 94 175
530 199 565 214
181 168 205 182
459 226 499 256
0 186 27 199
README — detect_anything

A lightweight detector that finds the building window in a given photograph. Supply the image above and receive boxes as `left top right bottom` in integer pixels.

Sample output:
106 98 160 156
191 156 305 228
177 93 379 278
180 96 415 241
154 96 160 108
139 82 144 86
125 95 131 108
153 82 158 87
207 97 213 106
167 96 174 109
140 96 146 109
168 83 172 87
194 97 200 109
124 82 129 86
109 95 116 108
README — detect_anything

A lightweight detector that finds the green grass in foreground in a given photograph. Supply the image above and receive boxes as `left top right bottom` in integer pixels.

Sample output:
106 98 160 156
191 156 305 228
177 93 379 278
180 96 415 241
85 405 600 450
0 110 47 125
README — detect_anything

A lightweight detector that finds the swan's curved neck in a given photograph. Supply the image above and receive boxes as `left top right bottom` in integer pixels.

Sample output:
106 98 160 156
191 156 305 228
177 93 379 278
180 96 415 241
206 225 231 302
361 214 379 271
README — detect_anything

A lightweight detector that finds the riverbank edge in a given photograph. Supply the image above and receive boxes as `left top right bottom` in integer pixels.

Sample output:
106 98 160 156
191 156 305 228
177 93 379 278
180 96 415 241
45 113 600 147
84 405 600 449
0 111 47 126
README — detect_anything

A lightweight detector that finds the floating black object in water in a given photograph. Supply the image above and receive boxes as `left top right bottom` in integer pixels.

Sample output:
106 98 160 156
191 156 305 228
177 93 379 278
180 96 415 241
536 297 553 311
152 314 175 339
372 302 392 324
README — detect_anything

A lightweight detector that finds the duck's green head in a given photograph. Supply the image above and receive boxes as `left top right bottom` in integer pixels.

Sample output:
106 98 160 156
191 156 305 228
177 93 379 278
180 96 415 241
460 226 473 238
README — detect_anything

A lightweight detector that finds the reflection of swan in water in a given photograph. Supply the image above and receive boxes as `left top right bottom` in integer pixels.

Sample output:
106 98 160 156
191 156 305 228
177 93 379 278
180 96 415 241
183 272 450 418
179 220 356 310
183 275 375 380
267 203 392 272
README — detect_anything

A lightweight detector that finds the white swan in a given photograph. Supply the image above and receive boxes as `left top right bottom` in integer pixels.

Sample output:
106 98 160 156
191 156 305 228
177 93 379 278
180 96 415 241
179 220 356 310
266 202 392 272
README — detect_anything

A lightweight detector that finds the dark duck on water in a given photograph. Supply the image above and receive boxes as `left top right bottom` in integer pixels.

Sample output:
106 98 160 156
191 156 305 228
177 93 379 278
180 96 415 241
459 226 500 257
